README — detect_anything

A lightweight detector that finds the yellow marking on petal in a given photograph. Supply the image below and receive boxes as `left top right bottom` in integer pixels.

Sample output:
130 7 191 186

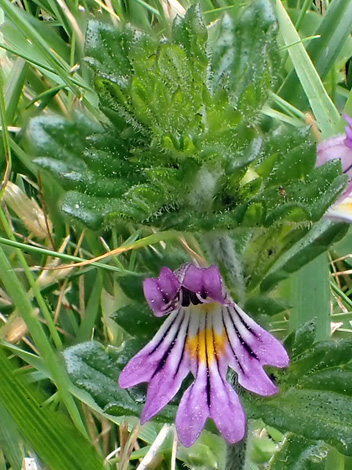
186 327 227 364
328 201 352 223
335 202 352 214
198 302 217 313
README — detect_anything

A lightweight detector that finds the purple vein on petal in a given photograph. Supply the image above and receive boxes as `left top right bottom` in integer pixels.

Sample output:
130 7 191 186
141 309 191 423
118 309 183 388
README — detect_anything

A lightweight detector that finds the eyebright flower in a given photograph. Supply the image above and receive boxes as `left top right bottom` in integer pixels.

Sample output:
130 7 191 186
317 114 352 222
118 264 289 447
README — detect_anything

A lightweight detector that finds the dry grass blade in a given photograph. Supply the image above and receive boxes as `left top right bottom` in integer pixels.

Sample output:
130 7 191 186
3 181 53 239
42 231 177 270
119 422 141 470
136 425 171 470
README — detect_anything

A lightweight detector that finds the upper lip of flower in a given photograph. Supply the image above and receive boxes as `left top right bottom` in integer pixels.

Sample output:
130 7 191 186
118 264 289 447
143 264 231 317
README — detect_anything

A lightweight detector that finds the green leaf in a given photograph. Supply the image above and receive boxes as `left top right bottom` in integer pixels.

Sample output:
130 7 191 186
64 341 176 421
280 0 352 106
289 255 330 341
249 336 352 457
249 388 352 456
34 157 131 197
61 191 108 230
117 273 147 302
258 127 316 187
269 433 328 470
64 341 141 416
28 3 347 257
0 401 23 470
84 20 133 80
210 0 279 114
260 219 348 292
300 368 352 396
112 303 162 337
172 3 208 80
284 320 316 358
244 295 291 317
257 160 347 226
289 338 352 382
29 113 101 167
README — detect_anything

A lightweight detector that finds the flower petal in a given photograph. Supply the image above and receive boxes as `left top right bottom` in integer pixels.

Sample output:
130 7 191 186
222 305 288 396
176 315 246 446
343 113 352 148
181 264 228 304
143 267 181 317
317 135 352 181
118 309 183 388
119 263 290 448
175 365 209 447
141 310 191 423
326 196 352 223
232 305 290 368
208 363 246 444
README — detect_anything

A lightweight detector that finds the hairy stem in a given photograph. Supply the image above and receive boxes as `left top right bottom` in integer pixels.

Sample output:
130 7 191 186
226 437 247 470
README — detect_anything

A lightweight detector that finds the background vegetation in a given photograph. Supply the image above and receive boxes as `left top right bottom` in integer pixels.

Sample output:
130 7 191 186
1 0 352 469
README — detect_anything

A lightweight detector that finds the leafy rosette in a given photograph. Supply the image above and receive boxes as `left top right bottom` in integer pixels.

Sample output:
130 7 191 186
29 1 346 233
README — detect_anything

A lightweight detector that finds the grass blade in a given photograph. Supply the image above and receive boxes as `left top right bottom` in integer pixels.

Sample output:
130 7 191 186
289 254 330 341
280 0 352 103
0 347 105 470
0 241 86 435
276 0 340 137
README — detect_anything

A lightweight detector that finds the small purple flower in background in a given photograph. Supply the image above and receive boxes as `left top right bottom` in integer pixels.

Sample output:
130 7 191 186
118 264 289 447
317 114 352 222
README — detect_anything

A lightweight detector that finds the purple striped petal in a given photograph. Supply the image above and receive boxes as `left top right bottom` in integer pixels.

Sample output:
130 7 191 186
141 310 191 423
143 267 181 317
118 310 183 388
181 264 228 304
208 363 246 444
222 305 288 396
119 263 290 448
233 306 289 368
175 364 209 447
176 332 245 446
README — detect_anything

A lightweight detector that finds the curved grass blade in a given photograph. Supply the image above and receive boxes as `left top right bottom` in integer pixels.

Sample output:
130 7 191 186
280 0 352 105
276 0 340 137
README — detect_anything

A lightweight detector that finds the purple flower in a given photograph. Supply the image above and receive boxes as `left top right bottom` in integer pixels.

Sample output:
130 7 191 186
317 114 352 221
118 264 289 447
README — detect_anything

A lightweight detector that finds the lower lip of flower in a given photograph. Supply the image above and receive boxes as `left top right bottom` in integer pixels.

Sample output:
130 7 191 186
118 264 289 447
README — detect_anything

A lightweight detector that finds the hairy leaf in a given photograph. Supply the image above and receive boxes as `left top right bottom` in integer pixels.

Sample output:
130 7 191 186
269 433 328 470
64 341 175 421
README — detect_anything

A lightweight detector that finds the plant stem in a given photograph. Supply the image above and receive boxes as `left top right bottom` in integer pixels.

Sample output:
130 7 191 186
226 436 247 470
